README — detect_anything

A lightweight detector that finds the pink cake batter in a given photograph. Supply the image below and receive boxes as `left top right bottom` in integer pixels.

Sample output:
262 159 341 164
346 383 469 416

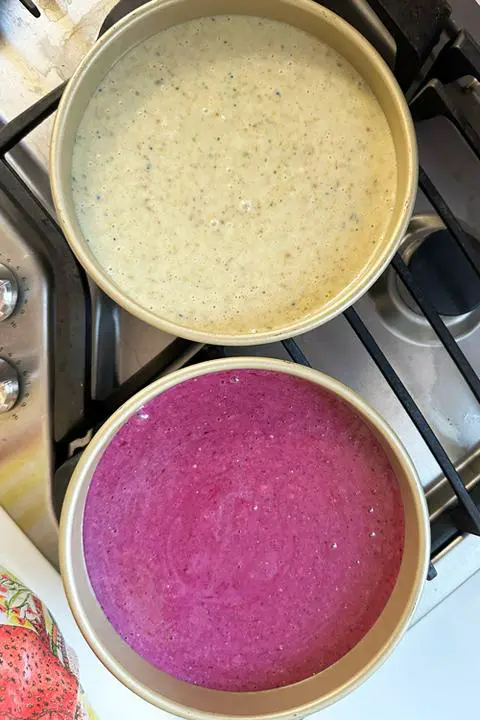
83 369 405 691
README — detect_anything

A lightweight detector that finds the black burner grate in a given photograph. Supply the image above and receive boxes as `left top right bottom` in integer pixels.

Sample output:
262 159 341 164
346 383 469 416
1 0 480 579
18 0 40 18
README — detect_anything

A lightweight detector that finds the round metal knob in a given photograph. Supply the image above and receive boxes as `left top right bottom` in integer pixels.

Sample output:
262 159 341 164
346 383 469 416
0 265 18 322
0 359 20 413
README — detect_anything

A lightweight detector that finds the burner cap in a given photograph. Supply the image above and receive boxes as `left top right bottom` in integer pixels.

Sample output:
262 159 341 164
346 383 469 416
369 214 480 347
408 228 480 316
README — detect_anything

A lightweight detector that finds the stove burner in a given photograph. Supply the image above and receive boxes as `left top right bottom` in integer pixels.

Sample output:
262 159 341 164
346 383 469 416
409 229 480 316
370 214 480 347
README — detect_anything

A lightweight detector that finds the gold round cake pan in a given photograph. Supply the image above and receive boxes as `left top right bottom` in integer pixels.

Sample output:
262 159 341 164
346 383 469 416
50 0 417 346
60 356 429 719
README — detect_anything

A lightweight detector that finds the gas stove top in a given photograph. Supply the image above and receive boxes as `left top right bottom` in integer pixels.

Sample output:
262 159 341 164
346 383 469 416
1 0 480 624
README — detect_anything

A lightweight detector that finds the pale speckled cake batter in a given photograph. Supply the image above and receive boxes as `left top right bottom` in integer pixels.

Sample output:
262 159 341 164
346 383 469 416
72 16 397 335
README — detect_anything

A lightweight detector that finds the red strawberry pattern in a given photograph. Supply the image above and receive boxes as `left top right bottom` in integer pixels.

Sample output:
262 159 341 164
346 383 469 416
0 625 78 719
0 568 96 720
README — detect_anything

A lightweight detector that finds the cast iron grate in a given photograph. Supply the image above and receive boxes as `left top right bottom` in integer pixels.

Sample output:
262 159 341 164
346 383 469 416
2 0 480 581
17 0 40 18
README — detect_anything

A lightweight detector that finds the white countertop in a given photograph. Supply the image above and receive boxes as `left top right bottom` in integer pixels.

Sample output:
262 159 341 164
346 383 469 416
1 505 478 720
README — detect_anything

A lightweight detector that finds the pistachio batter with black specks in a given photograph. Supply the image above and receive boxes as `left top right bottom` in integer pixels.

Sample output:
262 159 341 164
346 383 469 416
72 15 397 335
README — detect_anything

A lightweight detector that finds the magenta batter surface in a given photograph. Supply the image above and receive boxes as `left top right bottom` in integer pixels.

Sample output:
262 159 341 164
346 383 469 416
83 369 405 691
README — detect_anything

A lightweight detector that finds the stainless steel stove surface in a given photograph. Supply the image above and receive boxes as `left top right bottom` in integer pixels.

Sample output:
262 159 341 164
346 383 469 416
0 0 178 564
1 0 480 626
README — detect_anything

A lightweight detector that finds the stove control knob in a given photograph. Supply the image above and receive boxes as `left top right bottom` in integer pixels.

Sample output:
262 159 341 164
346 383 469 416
0 265 18 322
0 359 19 413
